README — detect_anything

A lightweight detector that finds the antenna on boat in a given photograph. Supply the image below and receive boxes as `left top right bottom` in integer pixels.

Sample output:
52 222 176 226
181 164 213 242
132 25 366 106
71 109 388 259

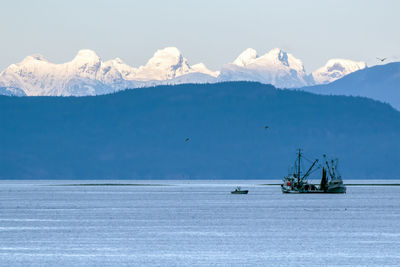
334 158 341 178
331 159 336 178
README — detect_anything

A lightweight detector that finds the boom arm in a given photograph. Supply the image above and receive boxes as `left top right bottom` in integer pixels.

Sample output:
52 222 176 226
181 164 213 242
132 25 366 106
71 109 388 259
302 159 319 180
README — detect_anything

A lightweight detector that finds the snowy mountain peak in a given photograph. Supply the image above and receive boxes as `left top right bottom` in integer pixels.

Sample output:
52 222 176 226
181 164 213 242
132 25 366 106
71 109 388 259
21 54 49 63
254 48 305 72
135 47 191 81
72 49 101 64
68 49 103 81
113 57 125 65
220 48 310 88
325 58 366 72
146 47 185 68
233 48 258 67
268 47 286 56
191 62 207 69
312 58 367 84
156 46 182 57
267 48 290 66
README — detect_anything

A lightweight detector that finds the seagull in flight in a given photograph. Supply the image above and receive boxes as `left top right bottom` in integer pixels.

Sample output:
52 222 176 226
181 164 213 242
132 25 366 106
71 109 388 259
377 57 387 62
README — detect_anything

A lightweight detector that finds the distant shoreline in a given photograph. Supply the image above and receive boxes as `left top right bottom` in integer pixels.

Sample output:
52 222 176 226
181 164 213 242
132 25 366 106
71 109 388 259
51 183 170 186
51 182 400 187
261 183 400 186
1 180 400 187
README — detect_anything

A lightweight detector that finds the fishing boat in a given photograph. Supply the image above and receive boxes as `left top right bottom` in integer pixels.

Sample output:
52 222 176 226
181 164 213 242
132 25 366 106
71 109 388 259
231 186 248 194
281 149 346 194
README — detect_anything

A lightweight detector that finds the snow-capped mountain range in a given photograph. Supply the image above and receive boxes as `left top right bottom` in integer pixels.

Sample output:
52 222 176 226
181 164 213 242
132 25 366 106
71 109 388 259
0 47 367 96
219 48 313 88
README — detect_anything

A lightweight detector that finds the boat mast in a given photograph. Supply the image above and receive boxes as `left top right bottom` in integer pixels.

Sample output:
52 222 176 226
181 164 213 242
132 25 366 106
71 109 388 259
323 154 334 179
297 149 301 183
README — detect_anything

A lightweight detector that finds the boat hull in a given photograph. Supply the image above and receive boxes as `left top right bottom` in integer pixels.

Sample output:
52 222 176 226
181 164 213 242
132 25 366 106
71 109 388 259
231 190 248 194
281 188 324 194
326 186 346 194
281 185 346 194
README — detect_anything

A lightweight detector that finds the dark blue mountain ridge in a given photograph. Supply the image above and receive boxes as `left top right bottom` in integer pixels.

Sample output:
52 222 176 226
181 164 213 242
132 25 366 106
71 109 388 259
1 82 399 179
299 62 400 110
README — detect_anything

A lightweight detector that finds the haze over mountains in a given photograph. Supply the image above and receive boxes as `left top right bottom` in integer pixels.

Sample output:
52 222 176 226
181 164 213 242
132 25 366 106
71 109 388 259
1 82 399 179
0 47 367 96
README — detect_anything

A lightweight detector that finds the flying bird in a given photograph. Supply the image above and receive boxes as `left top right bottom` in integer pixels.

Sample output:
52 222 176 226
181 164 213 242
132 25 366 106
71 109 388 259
185 138 190 142
377 57 387 62
264 126 269 130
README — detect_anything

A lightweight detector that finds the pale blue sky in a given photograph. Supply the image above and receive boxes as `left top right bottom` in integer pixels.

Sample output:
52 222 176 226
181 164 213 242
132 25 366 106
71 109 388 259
1 0 399 72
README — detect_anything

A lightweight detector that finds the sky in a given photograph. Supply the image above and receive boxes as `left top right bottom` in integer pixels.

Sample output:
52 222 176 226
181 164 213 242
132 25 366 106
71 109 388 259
1 0 399 72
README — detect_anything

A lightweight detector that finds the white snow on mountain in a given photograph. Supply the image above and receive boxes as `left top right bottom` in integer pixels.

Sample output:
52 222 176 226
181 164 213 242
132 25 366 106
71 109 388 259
232 48 258 67
0 47 366 96
161 72 218 85
0 86 26 96
0 47 218 96
312 59 367 84
190 63 220 77
133 47 219 81
134 47 191 81
219 48 314 88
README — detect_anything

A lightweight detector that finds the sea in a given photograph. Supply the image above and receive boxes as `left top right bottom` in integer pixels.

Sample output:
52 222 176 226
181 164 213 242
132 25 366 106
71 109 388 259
0 180 399 266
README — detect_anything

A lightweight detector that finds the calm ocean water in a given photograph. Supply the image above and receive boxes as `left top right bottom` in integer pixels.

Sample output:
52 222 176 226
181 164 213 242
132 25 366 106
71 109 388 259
0 180 399 266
